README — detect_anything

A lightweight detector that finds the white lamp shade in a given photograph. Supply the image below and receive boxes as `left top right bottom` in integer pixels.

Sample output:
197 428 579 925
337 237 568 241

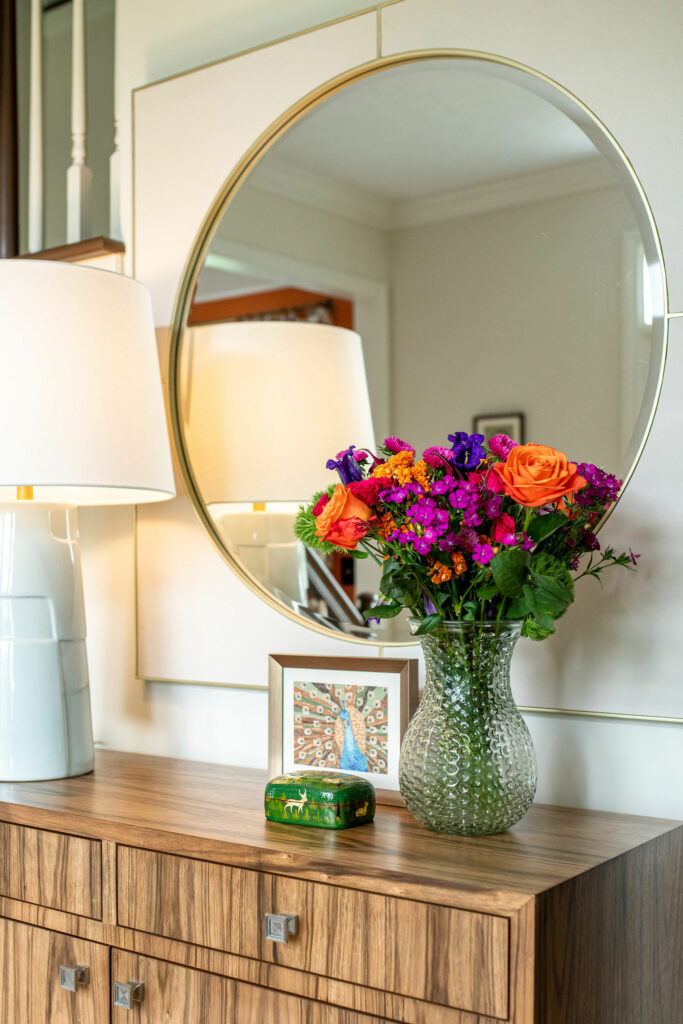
0 260 175 504
182 321 375 504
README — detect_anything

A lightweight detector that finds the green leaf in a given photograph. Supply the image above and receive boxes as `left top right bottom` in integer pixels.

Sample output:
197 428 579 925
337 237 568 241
475 583 498 600
462 600 479 621
522 585 554 630
363 603 402 620
530 572 572 615
526 512 568 543
414 613 442 635
348 549 369 559
522 617 555 641
380 570 420 605
490 548 530 598
507 595 530 618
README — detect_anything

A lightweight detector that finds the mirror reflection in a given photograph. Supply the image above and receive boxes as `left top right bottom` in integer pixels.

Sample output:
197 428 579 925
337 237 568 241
177 58 665 642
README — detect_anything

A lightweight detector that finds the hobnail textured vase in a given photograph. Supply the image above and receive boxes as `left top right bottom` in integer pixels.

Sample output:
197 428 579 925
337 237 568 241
399 620 537 835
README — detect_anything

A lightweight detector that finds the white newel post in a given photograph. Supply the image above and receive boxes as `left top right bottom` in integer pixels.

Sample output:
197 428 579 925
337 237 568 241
109 0 121 240
28 0 43 252
67 0 92 242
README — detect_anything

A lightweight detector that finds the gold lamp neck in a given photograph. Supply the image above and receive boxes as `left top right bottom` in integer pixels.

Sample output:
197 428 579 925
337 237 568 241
17 486 34 500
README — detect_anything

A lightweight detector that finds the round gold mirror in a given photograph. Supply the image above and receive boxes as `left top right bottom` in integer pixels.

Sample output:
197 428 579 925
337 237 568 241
169 52 667 645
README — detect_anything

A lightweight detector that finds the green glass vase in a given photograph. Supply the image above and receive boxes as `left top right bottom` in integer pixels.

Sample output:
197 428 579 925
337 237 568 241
399 620 537 835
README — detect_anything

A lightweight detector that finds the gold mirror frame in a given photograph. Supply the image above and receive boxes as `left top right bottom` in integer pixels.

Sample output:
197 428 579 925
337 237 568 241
168 49 668 647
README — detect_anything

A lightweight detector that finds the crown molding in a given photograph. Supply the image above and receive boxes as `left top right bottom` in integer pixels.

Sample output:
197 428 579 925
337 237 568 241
248 157 393 229
394 157 620 228
246 156 619 231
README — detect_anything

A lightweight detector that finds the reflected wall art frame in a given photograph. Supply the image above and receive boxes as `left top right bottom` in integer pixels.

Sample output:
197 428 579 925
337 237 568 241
268 655 419 804
167 49 668 649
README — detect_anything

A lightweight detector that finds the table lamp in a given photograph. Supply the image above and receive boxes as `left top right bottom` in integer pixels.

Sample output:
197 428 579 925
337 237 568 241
181 321 375 602
0 260 175 782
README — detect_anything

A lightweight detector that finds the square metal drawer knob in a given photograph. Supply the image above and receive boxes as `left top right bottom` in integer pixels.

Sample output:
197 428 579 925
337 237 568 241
59 965 90 991
113 980 145 1009
265 913 298 943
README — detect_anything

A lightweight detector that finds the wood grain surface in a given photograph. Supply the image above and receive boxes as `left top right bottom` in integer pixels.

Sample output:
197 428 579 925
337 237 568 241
535 824 683 1024
0 918 109 1023
117 845 509 1018
0 896 499 1024
111 949 393 1024
0 822 101 919
0 750 677 916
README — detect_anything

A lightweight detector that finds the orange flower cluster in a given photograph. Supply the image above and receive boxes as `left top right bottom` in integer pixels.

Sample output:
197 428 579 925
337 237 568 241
451 551 467 576
411 460 430 492
379 512 397 539
429 562 452 585
372 450 414 482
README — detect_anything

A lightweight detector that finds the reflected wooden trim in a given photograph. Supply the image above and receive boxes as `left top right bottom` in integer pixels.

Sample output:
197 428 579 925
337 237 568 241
19 235 125 262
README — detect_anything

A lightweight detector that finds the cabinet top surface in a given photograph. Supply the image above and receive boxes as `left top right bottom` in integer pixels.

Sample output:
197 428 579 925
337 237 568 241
0 750 678 913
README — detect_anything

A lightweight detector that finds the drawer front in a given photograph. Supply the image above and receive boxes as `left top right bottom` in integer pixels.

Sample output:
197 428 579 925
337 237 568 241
0 822 101 919
117 846 509 1019
112 950 393 1023
0 917 110 1023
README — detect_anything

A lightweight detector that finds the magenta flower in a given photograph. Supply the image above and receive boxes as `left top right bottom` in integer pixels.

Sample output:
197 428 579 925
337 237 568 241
488 434 518 460
422 446 454 469
472 540 495 566
384 436 414 454
629 548 641 566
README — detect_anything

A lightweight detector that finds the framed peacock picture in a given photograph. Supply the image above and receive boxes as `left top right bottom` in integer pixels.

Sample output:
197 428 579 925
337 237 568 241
268 655 419 803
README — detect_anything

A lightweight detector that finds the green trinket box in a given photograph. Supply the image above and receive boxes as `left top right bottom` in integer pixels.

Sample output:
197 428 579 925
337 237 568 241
264 770 376 829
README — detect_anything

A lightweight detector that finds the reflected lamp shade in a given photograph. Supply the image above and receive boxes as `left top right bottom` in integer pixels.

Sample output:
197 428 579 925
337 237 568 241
0 261 175 783
182 321 375 504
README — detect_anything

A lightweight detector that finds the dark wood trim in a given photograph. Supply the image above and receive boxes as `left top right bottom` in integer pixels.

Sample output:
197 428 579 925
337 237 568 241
19 236 125 262
188 287 354 329
0 0 18 259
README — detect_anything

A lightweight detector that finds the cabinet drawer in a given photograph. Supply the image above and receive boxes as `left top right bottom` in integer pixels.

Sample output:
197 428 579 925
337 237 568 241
0 917 110 1023
112 950 393 1023
0 822 101 919
118 847 509 1019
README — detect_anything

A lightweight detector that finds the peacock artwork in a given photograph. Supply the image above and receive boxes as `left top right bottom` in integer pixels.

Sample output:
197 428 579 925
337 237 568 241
292 682 389 776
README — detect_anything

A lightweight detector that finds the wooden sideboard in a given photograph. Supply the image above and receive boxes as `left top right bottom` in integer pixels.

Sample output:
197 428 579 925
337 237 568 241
0 751 679 1023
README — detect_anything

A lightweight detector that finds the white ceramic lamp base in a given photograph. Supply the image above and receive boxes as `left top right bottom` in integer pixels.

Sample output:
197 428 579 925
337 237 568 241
0 503 94 781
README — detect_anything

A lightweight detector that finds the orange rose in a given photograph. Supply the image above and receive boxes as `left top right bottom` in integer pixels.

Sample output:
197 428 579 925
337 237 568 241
491 444 586 508
315 484 375 550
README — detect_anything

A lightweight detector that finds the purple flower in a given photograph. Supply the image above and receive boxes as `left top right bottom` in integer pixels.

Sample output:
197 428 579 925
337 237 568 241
438 532 458 552
521 533 534 551
379 482 423 503
455 527 479 552
431 476 457 495
584 531 601 551
571 555 580 571
575 463 622 507
484 494 503 519
472 540 495 566
423 594 437 616
629 548 641 566
384 436 414 454
326 446 364 484
447 431 486 470
413 536 432 555
488 433 519 460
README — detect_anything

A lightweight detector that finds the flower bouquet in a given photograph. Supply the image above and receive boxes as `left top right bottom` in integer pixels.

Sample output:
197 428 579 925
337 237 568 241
295 431 637 639
295 431 638 834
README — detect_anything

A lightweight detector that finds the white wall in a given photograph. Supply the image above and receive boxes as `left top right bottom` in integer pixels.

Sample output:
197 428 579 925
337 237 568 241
78 0 683 821
391 185 638 472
